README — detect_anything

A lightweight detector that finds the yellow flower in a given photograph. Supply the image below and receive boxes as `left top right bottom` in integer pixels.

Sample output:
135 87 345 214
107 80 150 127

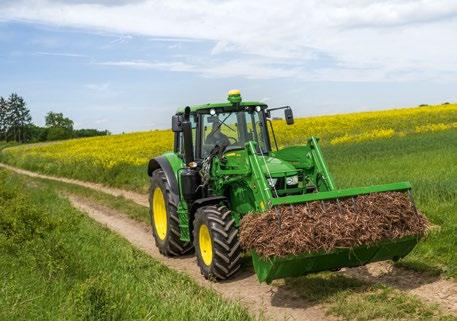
415 122 457 133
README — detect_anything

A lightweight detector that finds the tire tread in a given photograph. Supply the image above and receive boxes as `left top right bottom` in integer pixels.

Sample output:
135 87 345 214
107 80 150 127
149 169 192 256
193 205 241 281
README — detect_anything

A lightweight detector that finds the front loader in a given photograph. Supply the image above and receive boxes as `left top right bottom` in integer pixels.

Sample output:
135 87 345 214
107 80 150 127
147 90 422 283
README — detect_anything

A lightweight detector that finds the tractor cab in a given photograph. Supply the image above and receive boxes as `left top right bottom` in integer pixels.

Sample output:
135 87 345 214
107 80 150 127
172 90 295 156
171 90 300 198
172 89 291 162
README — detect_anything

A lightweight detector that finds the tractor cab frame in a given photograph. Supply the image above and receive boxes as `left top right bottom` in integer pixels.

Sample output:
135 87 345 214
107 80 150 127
171 98 294 165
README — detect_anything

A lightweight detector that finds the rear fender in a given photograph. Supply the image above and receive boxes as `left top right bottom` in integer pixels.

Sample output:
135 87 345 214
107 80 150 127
147 153 184 206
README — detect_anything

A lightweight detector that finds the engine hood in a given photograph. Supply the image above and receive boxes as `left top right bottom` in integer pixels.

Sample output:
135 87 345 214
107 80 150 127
258 156 298 178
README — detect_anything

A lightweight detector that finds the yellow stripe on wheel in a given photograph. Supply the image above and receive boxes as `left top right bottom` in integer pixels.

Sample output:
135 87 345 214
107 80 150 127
199 224 213 266
152 187 167 240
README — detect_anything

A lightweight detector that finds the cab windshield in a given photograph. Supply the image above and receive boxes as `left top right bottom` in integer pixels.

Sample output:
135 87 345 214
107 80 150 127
201 111 268 158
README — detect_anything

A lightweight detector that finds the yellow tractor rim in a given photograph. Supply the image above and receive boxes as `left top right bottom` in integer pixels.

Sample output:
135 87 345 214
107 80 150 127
199 224 213 266
152 187 167 240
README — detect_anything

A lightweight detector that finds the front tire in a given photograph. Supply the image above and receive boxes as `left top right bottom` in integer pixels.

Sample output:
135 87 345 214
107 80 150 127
193 205 241 281
149 169 192 256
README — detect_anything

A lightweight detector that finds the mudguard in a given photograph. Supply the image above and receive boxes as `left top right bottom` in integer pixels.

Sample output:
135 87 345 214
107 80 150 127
147 153 184 206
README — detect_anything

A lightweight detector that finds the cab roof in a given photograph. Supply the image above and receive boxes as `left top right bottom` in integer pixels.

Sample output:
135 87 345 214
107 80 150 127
176 101 267 114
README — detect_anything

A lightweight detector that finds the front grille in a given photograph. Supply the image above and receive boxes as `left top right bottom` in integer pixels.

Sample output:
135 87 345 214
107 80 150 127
270 177 299 197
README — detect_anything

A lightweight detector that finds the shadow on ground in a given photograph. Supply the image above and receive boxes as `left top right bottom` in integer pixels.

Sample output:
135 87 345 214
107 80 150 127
225 259 443 311
341 261 441 291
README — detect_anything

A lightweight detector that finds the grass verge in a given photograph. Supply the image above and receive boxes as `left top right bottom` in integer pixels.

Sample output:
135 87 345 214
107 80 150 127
0 141 18 151
34 176 150 223
0 169 254 321
283 273 456 321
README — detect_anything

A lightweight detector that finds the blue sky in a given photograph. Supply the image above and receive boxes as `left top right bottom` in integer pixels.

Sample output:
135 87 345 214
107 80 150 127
0 0 456 133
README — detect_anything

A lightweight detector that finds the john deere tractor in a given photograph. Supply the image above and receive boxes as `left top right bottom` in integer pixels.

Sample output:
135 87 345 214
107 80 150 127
147 90 419 283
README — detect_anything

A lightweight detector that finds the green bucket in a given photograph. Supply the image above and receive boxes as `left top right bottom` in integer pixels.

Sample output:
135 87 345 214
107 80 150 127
252 236 420 284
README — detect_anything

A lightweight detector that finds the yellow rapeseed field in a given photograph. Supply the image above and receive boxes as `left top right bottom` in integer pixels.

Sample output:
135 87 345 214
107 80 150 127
9 130 173 169
2 103 456 172
272 103 457 146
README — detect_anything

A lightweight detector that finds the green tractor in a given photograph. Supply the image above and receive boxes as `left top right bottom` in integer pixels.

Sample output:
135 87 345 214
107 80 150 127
147 90 419 283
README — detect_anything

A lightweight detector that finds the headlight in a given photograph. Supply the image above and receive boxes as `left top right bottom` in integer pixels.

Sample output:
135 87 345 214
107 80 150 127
286 175 298 186
267 178 277 187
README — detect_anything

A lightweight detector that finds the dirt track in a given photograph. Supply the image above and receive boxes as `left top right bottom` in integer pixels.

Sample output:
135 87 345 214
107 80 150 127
0 163 148 207
1 163 456 320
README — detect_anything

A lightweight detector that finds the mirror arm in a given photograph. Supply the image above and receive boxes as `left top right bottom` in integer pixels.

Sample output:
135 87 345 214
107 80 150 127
266 105 290 113
267 118 279 151
266 105 294 125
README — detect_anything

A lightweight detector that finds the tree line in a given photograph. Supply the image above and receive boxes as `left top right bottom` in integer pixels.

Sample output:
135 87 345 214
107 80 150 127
0 93 110 143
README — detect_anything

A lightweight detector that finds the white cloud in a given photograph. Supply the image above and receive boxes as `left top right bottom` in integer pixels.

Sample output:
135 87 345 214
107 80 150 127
34 51 87 57
98 58 302 79
99 60 196 72
199 59 303 80
1 0 457 81
330 0 457 28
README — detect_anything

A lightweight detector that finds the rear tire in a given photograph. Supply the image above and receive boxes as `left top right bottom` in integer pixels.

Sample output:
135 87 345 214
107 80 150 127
149 169 192 256
193 205 241 281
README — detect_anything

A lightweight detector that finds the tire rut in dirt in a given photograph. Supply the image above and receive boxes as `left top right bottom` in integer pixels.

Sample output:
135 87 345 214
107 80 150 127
194 205 241 281
149 169 192 256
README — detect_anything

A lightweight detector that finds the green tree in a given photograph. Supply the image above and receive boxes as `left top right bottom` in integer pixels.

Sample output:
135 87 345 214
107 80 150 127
27 124 48 142
45 112 74 130
0 97 7 141
73 128 110 138
5 93 32 143
45 112 74 141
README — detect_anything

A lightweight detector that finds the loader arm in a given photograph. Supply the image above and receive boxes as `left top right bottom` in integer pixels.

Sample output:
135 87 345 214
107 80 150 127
241 137 338 211
235 139 419 284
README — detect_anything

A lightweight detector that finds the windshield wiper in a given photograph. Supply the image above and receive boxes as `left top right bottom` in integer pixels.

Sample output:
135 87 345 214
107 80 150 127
214 112 236 133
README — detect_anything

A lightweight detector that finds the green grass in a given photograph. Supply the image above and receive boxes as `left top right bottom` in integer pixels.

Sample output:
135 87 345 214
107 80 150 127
0 169 254 321
36 177 151 224
65 181 149 222
0 149 148 192
324 129 457 277
282 273 456 321
0 141 18 151
330 285 455 321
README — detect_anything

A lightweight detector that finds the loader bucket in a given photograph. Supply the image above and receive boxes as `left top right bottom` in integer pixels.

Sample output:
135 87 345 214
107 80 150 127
252 236 419 283
250 181 422 283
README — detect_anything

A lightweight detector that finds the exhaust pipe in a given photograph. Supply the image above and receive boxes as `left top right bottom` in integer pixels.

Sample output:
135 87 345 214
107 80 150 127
180 106 201 203
182 106 194 165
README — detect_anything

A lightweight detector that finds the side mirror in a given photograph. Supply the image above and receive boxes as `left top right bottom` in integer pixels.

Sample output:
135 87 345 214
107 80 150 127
172 115 183 132
284 108 294 125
